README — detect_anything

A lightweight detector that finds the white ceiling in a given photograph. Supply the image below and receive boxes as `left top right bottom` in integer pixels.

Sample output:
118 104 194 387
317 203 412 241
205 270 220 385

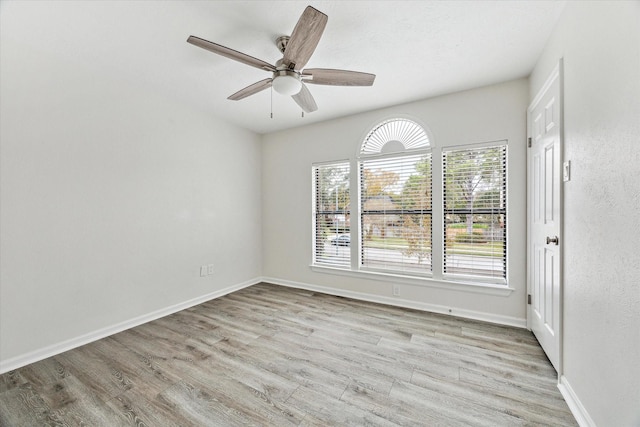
4 1 566 134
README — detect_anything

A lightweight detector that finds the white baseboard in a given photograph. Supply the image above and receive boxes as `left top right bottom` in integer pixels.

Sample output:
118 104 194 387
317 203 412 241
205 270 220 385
5 276 592 425
0 277 260 374
262 276 527 329
558 375 596 427
1 276 526 374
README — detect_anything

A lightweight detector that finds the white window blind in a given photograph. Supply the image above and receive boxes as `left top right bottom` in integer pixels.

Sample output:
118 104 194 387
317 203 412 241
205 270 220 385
313 162 350 267
442 144 507 280
360 153 432 274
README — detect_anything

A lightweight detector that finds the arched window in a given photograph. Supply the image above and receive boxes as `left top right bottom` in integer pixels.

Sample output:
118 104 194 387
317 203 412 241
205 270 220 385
359 119 433 274
360 118 430 155
313 117 507 284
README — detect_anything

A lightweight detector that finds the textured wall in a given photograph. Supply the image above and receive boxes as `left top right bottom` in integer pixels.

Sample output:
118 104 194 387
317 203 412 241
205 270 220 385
530 2 640 425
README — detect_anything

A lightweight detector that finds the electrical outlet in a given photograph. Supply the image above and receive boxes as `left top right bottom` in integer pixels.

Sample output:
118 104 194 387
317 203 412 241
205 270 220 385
392 285 400 296
207 264 214 275
200 265 207 277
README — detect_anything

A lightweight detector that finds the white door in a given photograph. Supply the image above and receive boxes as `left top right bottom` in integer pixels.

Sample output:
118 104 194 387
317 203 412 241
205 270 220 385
527 63 563 372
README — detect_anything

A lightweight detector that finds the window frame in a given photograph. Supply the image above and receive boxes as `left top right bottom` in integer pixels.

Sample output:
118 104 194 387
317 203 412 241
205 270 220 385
310 117 513 295
441 142 508 284
358 149 433 277
312 160 351 268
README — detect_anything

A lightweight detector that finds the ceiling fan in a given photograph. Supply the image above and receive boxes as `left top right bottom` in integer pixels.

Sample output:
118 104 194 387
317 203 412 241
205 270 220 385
187 5 375 113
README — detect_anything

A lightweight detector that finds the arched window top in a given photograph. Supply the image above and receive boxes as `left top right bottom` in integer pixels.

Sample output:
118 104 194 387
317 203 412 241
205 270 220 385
360 118 430 156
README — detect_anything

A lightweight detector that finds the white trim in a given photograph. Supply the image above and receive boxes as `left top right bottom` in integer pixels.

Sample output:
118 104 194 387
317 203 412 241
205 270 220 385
1 275 527 375
528 61 560 113
310 264 514 296
357 146 432 162
441 139 508 152
0 277 260 374
312 160 352 267
311 158 351 168
357 114 435 159
558 375 597 427
526 58 564 375
264 276 525 328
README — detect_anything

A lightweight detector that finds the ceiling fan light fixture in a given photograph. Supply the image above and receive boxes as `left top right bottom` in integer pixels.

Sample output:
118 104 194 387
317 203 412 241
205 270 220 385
272 70 302 96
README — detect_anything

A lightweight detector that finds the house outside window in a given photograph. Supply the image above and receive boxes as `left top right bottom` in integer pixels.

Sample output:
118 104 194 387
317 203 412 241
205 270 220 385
312 162 350 267
312 117 508 287
443 144 507 280
359 118 432 275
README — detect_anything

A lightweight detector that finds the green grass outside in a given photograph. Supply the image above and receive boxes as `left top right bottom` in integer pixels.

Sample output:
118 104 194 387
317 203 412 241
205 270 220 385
325 229 503 257
447 223 489 229
362 236 503 257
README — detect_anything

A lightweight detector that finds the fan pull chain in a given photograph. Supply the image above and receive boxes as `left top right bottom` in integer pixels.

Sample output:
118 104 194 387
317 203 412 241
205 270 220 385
270 86 273 119
302 111 304 118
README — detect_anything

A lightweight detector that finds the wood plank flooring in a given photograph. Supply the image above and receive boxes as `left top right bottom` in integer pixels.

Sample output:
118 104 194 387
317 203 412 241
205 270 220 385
0 282 577 426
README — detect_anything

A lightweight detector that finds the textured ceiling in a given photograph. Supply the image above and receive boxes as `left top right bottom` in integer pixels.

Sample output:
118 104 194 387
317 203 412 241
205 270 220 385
3 1 566 134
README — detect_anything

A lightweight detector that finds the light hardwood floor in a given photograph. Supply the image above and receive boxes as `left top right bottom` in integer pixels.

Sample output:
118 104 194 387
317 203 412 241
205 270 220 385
0 282 577 426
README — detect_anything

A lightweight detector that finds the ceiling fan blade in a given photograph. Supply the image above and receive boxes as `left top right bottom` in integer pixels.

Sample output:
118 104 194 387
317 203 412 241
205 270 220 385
292 82 318 113
283 6 328 70
302 68 376 86
228 78 273 101
187 36 276 72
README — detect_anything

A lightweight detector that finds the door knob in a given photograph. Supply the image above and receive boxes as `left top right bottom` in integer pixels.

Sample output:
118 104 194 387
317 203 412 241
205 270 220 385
546 236 559 245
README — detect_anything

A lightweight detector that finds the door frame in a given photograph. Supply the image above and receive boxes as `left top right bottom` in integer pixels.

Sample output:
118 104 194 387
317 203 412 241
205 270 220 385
526 59 565 378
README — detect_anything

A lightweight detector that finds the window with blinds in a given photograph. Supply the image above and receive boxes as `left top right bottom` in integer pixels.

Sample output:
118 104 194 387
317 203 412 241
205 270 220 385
313 162 350 267
360 153 432 274
357 118 432 275
442 144 507 280
312 118 509 288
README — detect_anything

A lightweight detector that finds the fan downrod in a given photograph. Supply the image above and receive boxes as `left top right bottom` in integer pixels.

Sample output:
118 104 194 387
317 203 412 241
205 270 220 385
276 36 290 54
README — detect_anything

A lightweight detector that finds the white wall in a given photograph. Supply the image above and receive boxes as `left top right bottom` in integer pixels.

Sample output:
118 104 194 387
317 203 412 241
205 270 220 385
0 4 262 366
262 78 529 324
530 2 640 426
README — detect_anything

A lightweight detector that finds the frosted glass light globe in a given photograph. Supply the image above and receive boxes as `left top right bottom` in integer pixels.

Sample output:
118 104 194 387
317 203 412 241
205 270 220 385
272 73 302 96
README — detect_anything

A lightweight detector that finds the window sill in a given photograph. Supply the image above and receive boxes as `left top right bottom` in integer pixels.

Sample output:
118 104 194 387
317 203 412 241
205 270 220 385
310 264 514 296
